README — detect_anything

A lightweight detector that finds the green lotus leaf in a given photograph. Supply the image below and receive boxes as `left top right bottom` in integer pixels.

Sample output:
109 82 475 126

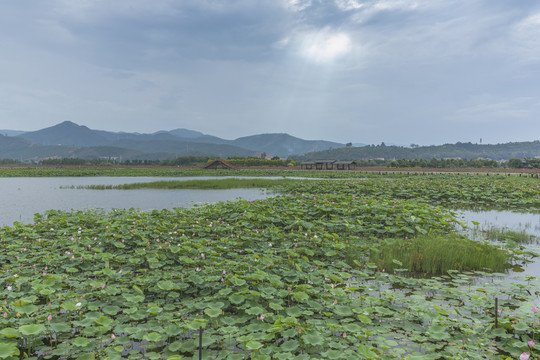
76 353 95 360
204 308 222 318
269 302 283 311
18 324 46 337
286 307 302 317
357 345 378 359
166 341 183 352
293 291 309 302
343 323 362 332
0 328 20 339
302 333 324 346
145 352 161 359
280 339 299 352
0 341 20 359
245 340 263 350
321 349 343 359
94 316 114 327
49 321 71 333
147 306 163 314
61 302 79 312
333 306 353 317
39 288 55 295
72 337 91 347
166 356 183 360
143 332 163 342
229 294 245 305
230 277 246 287
157 280 176 291
124 294 145 303
512 322 528 332
102 305 121 315
246 306 265 315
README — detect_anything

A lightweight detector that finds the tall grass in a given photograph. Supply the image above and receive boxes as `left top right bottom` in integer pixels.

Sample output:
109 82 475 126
72 178 303 190
482 226 537 244
370 233 509 275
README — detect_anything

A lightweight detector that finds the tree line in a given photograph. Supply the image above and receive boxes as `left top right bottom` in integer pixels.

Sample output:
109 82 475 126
2 156 539 169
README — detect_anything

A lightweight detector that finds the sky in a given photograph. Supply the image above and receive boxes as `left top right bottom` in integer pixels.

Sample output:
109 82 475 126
1 0 540 145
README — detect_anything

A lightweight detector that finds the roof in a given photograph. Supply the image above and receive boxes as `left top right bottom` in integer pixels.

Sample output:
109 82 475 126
202 159 237 170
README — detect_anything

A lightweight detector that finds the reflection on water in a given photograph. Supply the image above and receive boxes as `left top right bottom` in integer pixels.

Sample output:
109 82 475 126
0 177 273 227
457 209 540 279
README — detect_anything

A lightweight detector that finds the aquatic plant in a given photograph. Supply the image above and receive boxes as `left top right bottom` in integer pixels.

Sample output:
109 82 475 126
370 233 510 274
0 174 538 358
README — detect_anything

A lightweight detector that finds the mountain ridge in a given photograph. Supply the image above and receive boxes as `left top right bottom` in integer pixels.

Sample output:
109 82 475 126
4 121 343 160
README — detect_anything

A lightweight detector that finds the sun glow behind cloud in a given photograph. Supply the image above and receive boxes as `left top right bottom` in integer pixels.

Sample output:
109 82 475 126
298 29 352 63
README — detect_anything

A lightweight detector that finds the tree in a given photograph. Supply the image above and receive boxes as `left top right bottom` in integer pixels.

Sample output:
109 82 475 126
508 158 524 168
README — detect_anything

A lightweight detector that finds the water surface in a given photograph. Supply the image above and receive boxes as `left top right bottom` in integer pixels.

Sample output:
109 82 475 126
0 177 272 226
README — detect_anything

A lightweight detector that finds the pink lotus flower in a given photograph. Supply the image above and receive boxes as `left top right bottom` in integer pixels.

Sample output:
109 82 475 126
111 334 115 339
533 306 538 312
3 312 7 318
101 284 105 289
47 314 52 321
528 340 535 347
343 332 347 338
334 299 338 305
520 353 530 360
298 328 301 334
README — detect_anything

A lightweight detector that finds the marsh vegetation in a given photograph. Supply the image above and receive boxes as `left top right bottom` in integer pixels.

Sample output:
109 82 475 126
0 171 538 359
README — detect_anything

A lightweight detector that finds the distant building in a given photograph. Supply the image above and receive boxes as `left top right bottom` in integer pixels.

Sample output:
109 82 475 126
203 159 237 170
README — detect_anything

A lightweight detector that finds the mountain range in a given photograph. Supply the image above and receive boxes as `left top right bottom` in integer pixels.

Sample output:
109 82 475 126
0 121 344 161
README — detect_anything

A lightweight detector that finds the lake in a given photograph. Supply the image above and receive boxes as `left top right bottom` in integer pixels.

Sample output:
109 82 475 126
0 177 272 227
458 209 540 279
2 177 538 278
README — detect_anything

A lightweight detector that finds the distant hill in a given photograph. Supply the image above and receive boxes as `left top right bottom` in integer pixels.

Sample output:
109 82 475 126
19 121 110 146
163 128 206 139
1 121 343 161
231 133 344 157
292 141 540 161
0 130 25 137
3 121 540 162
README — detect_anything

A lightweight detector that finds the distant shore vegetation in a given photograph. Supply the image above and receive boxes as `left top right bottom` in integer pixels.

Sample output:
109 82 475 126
1 155 540 170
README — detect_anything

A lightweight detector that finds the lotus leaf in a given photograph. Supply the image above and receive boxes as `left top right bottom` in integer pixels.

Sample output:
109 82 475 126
18 324 46 337
72 337 92 347
0 328 20 339
0 342 19 359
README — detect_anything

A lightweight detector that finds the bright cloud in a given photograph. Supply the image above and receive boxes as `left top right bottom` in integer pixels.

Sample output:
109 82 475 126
298 29 352 63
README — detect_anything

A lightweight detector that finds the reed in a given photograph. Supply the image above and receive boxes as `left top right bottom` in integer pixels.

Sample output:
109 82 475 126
483 226 537 244
79 178 303 190
370 233 509 275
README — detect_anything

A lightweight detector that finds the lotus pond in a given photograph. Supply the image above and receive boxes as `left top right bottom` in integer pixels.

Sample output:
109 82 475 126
0 173 539 359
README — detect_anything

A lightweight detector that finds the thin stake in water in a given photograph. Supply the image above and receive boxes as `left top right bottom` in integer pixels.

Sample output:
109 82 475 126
199 326 203 360
495 297 498 328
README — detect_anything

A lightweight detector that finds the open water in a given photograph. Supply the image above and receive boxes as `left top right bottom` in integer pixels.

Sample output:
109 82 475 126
0 177 272 226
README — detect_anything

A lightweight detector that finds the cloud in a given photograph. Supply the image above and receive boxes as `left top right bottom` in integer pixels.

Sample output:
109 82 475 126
295 28 353 63
511 12 540 62
451 97 538 123
1 0 540 144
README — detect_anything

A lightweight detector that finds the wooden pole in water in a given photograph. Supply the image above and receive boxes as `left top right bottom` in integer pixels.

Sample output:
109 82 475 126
199 326 203 360
495 298 498 328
